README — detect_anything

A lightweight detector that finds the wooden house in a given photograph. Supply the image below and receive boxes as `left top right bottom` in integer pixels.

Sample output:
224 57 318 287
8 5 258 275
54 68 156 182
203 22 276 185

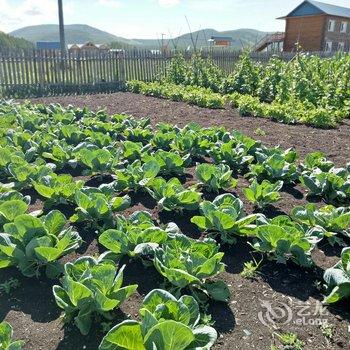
278 0 350 52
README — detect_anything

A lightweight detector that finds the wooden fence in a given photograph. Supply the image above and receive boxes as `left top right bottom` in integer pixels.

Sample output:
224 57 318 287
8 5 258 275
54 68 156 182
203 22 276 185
0 49 339 98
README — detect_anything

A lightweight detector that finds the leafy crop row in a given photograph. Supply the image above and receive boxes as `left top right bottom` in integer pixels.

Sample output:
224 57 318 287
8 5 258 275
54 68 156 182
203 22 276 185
0 101 349 348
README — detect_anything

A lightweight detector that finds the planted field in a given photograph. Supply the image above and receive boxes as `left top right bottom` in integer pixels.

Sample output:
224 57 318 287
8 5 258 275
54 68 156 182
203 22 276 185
127 53 350 128
0 96 349 350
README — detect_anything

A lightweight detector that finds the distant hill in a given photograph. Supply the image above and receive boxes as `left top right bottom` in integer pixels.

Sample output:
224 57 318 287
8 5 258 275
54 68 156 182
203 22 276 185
10 24 136 47
135 28 268 50
9 24 267 50
0 31 34 51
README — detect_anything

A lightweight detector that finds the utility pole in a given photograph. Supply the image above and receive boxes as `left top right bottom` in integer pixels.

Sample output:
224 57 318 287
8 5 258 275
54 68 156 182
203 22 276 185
58 0 66 54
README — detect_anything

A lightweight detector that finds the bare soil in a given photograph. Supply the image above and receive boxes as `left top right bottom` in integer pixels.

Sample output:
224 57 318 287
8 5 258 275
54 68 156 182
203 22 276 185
2 92 349 350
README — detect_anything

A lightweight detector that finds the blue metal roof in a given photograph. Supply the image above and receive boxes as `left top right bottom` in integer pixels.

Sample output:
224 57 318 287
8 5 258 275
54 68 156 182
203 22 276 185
309 0 350 17
280 0 350 19
36 42 61 50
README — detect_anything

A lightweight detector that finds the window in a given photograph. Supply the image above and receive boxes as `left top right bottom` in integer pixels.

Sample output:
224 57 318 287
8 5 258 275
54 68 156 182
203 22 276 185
340 21 348 33
325 41 333 52
338 42 345 52
328 19 336 32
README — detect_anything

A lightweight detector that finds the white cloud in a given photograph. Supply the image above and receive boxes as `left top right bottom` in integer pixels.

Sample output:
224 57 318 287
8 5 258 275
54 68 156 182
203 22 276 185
0 0 74 33
158 0 180 8
98 0 122 8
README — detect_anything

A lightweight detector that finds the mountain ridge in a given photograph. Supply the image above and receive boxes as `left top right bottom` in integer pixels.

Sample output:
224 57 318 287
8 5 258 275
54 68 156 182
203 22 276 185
10 24 267 50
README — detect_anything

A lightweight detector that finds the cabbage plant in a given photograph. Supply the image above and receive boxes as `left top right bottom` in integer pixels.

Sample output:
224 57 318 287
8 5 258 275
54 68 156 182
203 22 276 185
323 247 350 304
114 159 160 192
252 216 319 267
53 256 137 335
195 163 237 193
32 173 84 207
99 215 171 259
0 321 24 350
143 150 190 176
99 289 217 350
249 147 299 183
71 187 130 228
146 177 201 212
191 194 260 244
0 210 82 277
243 179 283 208
291 204 350 245
300 166 350 205
154 234 229 302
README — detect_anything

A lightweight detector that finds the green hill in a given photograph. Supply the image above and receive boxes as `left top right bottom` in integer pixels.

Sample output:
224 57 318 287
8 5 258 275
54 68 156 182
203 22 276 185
10 24 136 47
9 24 267 50
134 28 267 50
0 31 34 51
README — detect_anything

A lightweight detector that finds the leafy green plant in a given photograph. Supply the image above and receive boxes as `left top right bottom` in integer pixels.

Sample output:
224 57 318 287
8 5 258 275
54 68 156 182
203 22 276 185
240 258 262 279
243 179 283 208
71 187 130 228
291 204 350 245
154 234 229 302
143 150 189 176
195 163 237 193
99 288 217 350
0 321 24 350
99 214 171 259
275 332 304 350
191 194 260 244
0 278 20 295
75 146 114 175
146 177 202 212
53 256 137 335
300 167 350 205
32 173 84 207
252 216 317 267
323 247 350 304
249 148 299 183
0 199 29 229
114 159 160 192
0 210 82 277
300 152 334 173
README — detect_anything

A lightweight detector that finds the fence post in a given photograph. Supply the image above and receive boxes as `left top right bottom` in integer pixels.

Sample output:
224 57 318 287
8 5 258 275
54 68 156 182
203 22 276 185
118 51 126 90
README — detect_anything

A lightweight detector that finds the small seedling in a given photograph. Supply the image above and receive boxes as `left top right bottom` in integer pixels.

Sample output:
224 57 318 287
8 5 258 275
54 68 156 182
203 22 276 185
200 312 214 326
254 127 266 136
275 332 304 350
320 322 334 340
0 278 20 295
241 257 262 279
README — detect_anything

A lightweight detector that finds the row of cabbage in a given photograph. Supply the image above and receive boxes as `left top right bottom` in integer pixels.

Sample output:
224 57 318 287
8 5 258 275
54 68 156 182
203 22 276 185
0 101 349 349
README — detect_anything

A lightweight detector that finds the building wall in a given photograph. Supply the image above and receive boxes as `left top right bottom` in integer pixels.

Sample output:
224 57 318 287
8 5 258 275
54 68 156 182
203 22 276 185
283 14 350 52
323 16 350 52
283 15 326 52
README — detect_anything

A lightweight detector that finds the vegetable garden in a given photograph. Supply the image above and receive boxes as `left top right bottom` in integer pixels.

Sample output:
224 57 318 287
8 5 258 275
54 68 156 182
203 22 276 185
127 52 350 128
0 50 350 350
0 93 349 350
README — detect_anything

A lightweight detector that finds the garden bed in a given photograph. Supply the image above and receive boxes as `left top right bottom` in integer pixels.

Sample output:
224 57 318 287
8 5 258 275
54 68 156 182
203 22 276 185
30 92 350 164
2 94 349 350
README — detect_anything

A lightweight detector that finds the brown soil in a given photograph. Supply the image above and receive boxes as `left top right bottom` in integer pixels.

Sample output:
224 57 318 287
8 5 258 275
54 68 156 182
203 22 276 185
2 92 349 350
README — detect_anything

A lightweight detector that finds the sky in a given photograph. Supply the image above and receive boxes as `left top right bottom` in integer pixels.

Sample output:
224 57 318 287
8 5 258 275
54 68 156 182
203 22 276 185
1 0 350 39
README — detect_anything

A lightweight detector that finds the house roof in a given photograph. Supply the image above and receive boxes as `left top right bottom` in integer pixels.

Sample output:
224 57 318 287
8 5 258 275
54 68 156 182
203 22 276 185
209 36 233 42
278 0 350 19
36 41 61 50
